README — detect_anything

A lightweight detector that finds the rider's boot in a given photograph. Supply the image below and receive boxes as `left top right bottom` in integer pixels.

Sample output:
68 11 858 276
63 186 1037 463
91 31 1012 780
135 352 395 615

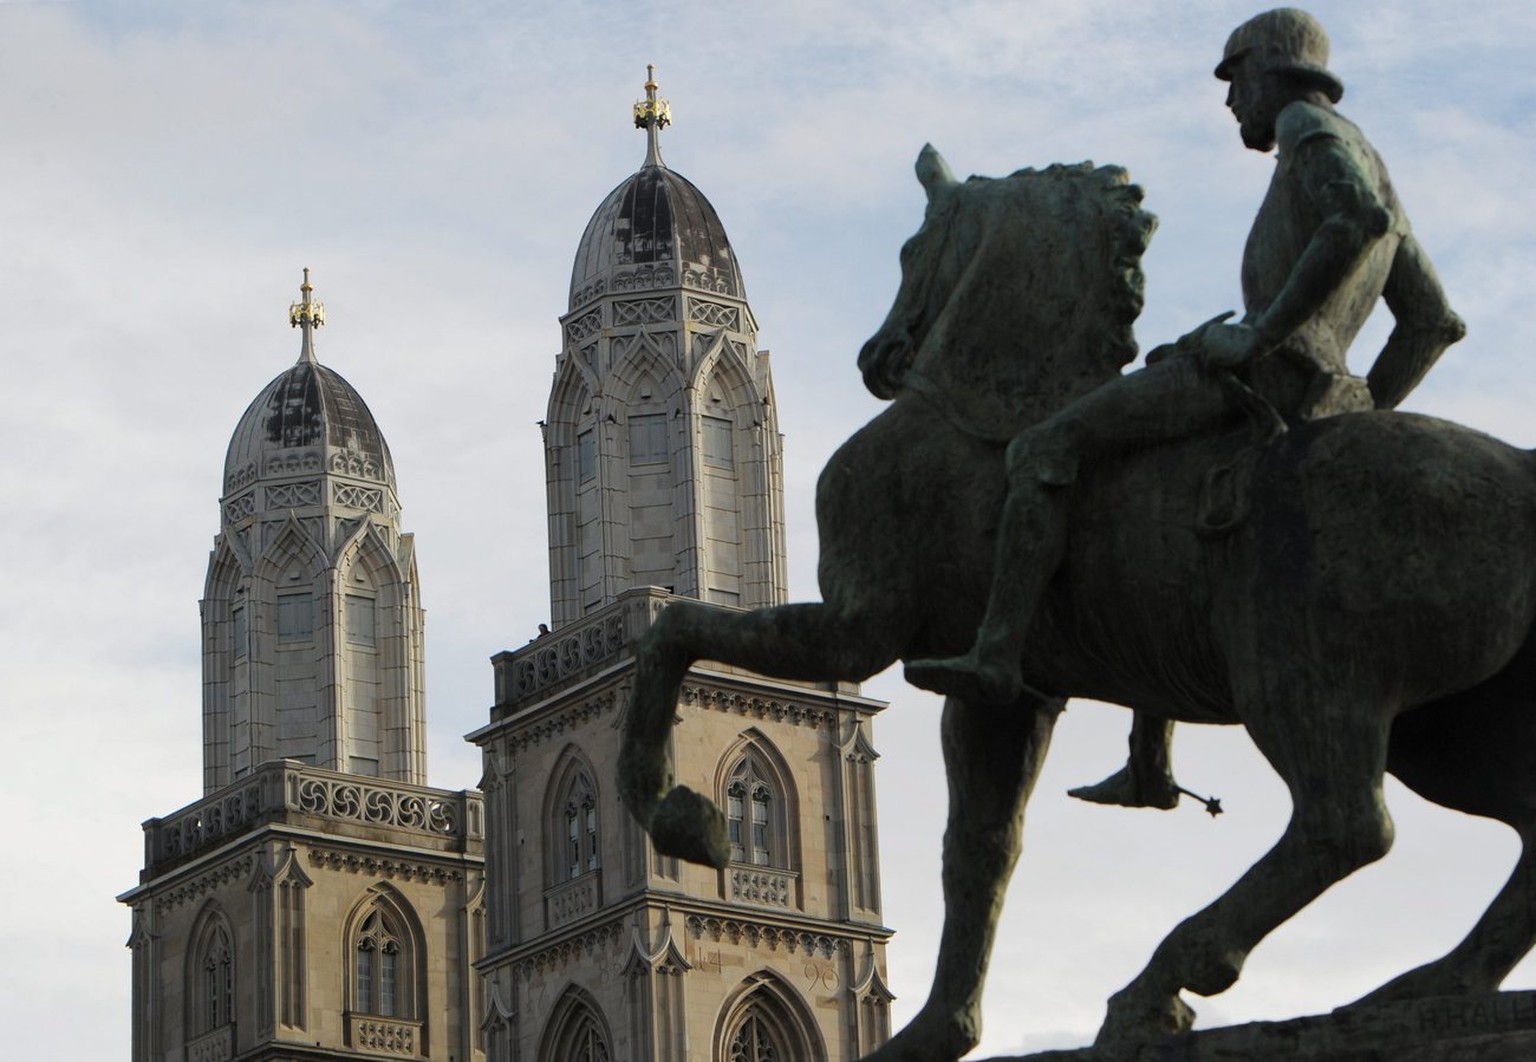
1069 714 1181 809
906 468 1068 704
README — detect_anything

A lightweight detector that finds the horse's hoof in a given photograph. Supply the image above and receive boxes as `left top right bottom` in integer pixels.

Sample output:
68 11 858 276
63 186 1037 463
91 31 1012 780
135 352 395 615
650 786 731 869
904 654 1022 704
1096 986 1195 1046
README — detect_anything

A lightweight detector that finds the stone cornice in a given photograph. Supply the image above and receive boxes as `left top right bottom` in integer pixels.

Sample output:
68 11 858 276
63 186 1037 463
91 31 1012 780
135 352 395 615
679 682 838 731
305 845 469 886
148 854 256 914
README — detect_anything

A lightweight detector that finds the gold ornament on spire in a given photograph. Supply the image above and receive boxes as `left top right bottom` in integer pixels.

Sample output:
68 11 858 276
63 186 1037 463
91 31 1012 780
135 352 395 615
633 64 672 131
289 267 326 330
634 64 671 167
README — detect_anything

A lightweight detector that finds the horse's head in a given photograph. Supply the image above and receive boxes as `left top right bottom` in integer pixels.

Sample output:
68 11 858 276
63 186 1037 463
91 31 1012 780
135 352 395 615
859 146 1157 433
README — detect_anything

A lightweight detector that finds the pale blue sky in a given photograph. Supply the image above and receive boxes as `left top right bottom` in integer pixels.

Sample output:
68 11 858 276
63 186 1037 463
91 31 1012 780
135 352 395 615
4 1 1535 1057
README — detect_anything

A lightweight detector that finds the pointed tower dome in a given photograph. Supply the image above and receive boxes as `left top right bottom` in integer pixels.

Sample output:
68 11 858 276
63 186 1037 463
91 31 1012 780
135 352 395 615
200 272 427 793
223 271 396 499
544 69 787 627
568 72 745 312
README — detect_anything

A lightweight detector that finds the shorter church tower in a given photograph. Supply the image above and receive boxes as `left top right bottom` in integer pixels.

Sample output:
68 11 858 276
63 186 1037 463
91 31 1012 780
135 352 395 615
201 270 426 790
473 73 894 1062
122 275 485 1062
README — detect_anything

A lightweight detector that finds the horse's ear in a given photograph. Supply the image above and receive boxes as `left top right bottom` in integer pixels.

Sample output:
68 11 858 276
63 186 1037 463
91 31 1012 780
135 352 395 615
916 144 957 200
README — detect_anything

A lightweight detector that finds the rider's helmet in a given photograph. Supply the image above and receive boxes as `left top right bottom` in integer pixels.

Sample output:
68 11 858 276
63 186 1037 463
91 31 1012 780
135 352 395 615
1214 8 1344 104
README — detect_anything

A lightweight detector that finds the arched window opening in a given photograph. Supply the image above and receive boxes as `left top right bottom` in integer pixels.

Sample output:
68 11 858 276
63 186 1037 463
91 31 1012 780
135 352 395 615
200 926 234 1032
728 1009 782 1062
541 989 613 1062
716 976 822 1062
355 910 401 1016
724 753 786 868
552 764 601 883
727 778 773 866
347 891 420 1024
187 908 236 1038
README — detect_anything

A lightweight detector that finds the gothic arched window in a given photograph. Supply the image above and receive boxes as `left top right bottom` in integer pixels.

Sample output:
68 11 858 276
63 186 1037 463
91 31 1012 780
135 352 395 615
347 889 420 1022
355 911 401 1017
187 907 235 1037
548 758 601 884
540 988 613 1062
728 1009 782 1062
717 974 822 1062
723 751 790 869
200 926 234 1032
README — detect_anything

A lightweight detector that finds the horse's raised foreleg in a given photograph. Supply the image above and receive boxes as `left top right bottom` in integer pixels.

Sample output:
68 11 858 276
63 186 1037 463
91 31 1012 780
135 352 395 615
620 598 908 869
861 693 1064 1062
1098 694 1396 1045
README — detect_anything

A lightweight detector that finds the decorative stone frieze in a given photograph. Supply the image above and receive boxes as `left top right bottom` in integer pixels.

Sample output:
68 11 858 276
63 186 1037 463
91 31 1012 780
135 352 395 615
679 683 836 731
264 449 323 478
327 449 382 480
307 847 465 885
151 855 255 913
564 309 603 344
513 920 627 979
684 914 842 959
613 297 675 326
688 299 740 329
266 480 321 508
223 491 257 523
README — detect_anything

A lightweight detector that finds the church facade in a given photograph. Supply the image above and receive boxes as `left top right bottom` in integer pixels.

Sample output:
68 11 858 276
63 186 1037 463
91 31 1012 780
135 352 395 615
123 72 891 1062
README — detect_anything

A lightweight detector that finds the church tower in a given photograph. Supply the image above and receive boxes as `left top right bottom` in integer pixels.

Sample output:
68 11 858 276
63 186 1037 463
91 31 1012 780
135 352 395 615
201 270 427 790
122 275 485 1062
546 67 788 625
472 72 894 1062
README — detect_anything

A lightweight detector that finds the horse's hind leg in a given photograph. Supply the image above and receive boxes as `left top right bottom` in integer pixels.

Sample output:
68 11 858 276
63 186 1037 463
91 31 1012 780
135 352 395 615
1099 686 1396 1044
861 693 1063 1062
621 598 908 868
1356 683 1536 1004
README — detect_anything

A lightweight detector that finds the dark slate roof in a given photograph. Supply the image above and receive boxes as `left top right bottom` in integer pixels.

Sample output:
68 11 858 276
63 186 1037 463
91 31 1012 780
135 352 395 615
223 358 395 489
569 163 745 310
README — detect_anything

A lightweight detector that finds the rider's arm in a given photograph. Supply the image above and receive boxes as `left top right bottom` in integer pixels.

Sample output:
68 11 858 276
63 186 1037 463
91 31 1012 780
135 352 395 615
1245 106 1392 353
1367 233 1467 409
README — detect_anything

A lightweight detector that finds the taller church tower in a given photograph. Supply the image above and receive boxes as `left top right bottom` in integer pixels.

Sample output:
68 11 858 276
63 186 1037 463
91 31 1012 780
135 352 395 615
546 67 787 625
472 72 893 1062
122 276 484 1062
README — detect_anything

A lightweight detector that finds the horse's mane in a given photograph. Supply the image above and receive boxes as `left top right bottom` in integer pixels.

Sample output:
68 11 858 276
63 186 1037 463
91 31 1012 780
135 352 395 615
860 162 1156 413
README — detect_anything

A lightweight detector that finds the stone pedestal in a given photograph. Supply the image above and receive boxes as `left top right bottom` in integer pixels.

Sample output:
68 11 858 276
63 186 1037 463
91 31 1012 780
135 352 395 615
998 991 1536 1061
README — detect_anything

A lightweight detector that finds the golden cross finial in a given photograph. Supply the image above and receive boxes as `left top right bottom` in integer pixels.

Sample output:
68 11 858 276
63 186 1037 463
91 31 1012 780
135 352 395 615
633 64 671 167
289 267 326 363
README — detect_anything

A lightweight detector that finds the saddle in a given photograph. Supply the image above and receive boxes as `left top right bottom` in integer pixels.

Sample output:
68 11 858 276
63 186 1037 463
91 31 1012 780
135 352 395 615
1197 369 1374 535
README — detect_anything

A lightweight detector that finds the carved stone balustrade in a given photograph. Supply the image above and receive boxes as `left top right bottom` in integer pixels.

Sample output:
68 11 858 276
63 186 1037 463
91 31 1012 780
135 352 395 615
140 760 482 878
492 587 670 713
348 1015 423 1057
545 872 602 931
186 1025 233 1062
729 865 798 909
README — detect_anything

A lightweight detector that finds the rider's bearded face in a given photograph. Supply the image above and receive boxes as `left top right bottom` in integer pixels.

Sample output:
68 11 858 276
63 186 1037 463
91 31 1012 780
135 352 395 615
1224 55 1281 152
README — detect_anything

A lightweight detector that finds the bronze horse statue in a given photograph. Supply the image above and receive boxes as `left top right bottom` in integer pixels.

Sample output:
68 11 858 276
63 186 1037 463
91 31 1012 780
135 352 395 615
619 148 1536 1058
